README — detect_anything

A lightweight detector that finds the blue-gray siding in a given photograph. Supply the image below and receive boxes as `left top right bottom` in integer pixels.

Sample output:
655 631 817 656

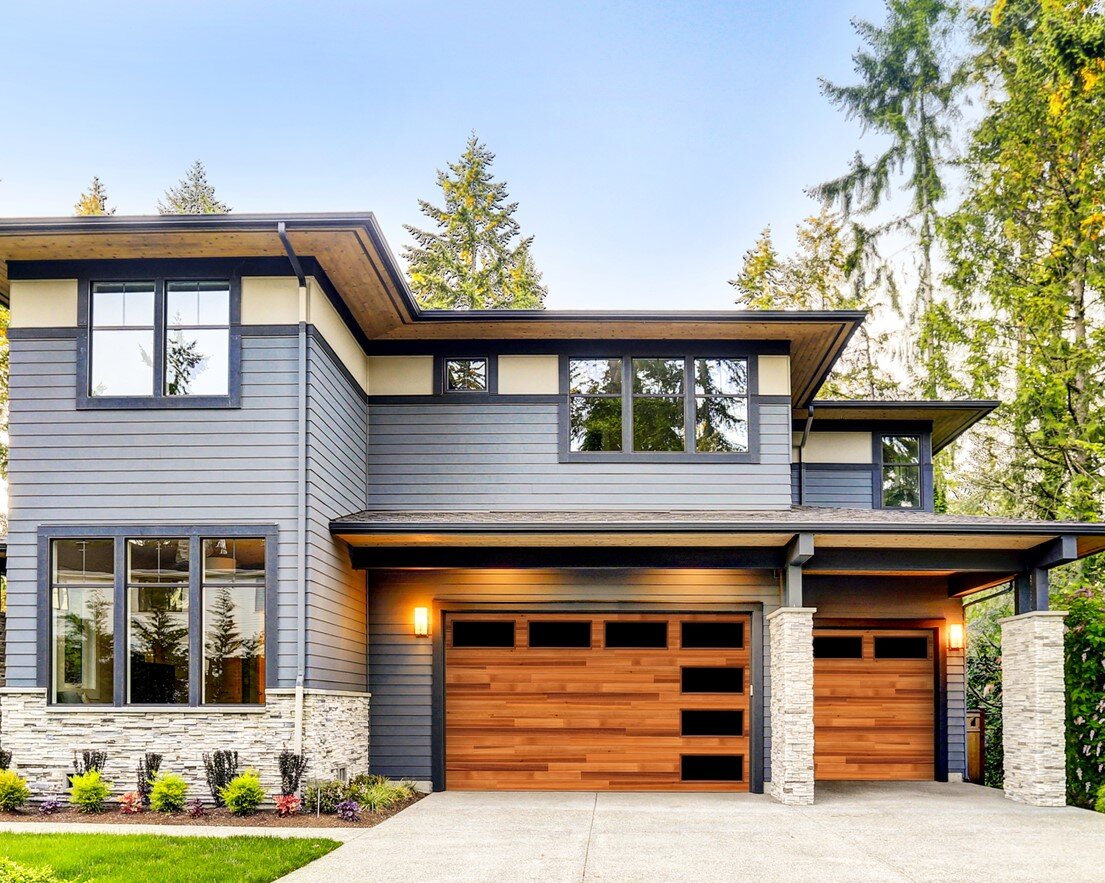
791 464 874 508
366 400 793 509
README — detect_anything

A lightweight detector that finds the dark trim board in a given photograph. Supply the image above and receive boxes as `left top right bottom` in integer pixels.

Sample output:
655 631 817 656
351 546 786 570
364 339 793 357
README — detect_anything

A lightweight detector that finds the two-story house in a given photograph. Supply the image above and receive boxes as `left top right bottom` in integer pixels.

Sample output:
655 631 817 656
0 213 1100 807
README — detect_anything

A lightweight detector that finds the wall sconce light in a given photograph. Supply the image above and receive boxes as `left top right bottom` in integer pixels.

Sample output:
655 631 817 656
413 607 430 638
948 623 964 652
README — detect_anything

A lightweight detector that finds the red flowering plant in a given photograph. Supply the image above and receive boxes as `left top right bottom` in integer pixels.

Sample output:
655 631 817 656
119 791 142 815
276 794 301 817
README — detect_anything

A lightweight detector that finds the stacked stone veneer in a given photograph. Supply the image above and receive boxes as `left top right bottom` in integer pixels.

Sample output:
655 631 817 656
0 687 369 799
1000 611 1068 807
767 607 816 806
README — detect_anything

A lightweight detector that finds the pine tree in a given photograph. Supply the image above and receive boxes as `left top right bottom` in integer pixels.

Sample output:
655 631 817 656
157 160 230 214
74 177 115 216
403 134 546 309
204 589 242 703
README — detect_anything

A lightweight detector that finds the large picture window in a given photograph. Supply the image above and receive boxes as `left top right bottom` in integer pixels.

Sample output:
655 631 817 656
47 529 268 707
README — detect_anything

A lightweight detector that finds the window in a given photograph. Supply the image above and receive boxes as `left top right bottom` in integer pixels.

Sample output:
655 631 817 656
566 356 749 457
47 529 268 707
604 620 668 648
813 636 864 659
528 621 592 648
51 540 115 705
451 620 516 648
874 636 929 659
444 358 487 392
881 435 922 508
86 277 236 406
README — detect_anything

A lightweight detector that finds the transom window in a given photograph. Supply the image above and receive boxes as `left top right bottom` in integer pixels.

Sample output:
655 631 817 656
49 532 267 706
568 356 749 456
87 278 234 404
880 435 922 508
445 358 488 392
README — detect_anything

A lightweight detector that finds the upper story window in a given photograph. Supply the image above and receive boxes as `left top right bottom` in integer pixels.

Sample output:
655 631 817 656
445 357 488 392
567 356 750 459
83 276 238 408
880 435 922 508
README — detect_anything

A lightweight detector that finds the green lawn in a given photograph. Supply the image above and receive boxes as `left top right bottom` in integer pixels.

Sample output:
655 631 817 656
0 832 340 882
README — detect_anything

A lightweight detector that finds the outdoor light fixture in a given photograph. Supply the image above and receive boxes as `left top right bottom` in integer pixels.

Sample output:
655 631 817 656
414 607 430 637
948 623 964 651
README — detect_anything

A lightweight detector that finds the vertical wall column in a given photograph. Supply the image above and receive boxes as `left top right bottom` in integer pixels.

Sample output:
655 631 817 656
999 611 1068 806
767 606 816 806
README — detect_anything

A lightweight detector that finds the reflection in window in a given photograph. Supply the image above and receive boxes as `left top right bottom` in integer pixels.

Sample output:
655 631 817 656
51 540 115 705
90 282 155 396
632 358 685 452
202 539 266 704
444 358 487 392
165 281 230 396
128 539 190 704
881 435 922 508
568 358 622 451
694 359 748 452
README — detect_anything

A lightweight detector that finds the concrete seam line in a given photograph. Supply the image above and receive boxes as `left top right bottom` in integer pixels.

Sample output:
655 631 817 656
580 792 598 883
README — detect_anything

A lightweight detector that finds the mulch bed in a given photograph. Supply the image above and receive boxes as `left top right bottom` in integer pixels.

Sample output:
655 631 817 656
0 794 422 829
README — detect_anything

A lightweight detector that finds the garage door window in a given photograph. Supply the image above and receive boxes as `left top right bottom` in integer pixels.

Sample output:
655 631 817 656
681 666 744 693
681 755 744 782
874 636 929 659
813 636 863 658
681 709 744 737
528 621 591 648
681 621 744 648
452 620 515 648
604 621 667 648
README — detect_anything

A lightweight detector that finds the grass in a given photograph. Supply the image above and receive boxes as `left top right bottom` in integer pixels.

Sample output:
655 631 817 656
0 832 340 882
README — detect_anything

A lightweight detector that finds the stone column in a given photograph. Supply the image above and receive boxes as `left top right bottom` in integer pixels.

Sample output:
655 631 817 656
767 607 816 806
1000 611 1068 807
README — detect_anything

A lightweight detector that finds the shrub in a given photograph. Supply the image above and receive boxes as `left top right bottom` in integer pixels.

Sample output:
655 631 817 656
335 798 360 822
68 770 111 813
0 749 12 771
38 799 62 816
304 779 344 814
276 794 301 817
72 750 107 776
345 776 417 813
279 750 309 797
202 750 239 807
137 753 163 806
221 770 265 816
150 773 188 813
1095 783 1105 814
0 857 62 883
118 791 142 815
0 770 31 812
186 799 207 819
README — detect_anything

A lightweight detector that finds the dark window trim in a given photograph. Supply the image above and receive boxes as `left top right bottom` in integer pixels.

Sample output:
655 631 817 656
873 432 932 511
558 351 761 463
38 524 278 708
77 266 242 410
433 354 499 398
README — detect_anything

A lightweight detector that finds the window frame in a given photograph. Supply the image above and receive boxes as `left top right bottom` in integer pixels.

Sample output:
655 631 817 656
875 433 928 510
559 350 760 463
442 356 492 395
77 267 242 410
38 524 276 708
432 354 498 399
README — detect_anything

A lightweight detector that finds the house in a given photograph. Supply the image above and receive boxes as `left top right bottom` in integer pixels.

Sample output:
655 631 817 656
0 212 1100 807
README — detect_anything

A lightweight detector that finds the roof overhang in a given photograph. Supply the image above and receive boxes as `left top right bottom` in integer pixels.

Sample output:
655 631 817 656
0 213 865 407
794 399 1000 453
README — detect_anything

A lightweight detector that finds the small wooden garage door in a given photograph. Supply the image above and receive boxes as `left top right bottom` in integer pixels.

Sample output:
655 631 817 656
813 628 936 780
445 612 751 791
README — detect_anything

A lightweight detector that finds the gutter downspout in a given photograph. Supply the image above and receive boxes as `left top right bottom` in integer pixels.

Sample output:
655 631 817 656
279 222 309 754
797 404 814 506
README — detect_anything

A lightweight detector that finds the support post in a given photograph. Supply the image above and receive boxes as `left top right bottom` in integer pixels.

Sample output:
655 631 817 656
783 533 814 608
767 606 816 806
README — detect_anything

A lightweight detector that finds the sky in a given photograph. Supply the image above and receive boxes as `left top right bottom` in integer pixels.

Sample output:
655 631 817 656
0 0 892 310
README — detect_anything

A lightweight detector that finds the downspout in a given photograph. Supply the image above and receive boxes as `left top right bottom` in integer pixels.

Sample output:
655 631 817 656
797 403 814 505
279 222 309 754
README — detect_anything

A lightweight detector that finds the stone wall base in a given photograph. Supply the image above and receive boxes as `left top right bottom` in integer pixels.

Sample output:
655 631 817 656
0 688 369 799
766 606 816 806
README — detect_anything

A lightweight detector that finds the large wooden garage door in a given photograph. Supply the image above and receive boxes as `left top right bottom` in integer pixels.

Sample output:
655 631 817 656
813 628 936 780
445 612 751 791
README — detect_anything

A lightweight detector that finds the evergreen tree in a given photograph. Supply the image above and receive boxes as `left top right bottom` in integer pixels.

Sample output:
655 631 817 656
157 160 230 214
403 134 546 309
74 177 115 216
204 589 242 704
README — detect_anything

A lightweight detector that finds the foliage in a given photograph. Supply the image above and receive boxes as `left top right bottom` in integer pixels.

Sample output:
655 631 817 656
37 801 61 817
74 176 115 216
0 771 30 812
72 750 107 776
343 775 415 813
0 858 61 883
966 593 1013 787
278 751 308 797
186 799 207 820
275 794 301 817
403 133 546 310
1096 783 1105 813
157 160 230 214
136 753 162 807
0 832 340 883
203 751 239 807
149 774 189 814
68 770 110 814
304 780 344 815
220 771 265 817
335 799 360 822
118 792 142 815
0 749 11 771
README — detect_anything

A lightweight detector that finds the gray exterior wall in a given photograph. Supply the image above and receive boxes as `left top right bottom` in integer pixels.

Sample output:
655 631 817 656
366 399 793 510
791 464 874 508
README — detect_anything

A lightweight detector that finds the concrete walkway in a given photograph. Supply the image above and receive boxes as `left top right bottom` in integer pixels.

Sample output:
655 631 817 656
278 782 1105 882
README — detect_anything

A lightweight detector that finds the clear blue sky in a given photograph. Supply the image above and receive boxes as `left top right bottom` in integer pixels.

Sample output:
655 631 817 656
0 0 889 310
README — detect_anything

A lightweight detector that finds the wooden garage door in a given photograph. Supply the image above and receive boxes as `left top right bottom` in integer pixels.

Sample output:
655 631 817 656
813 628 936 780
445 612 751 791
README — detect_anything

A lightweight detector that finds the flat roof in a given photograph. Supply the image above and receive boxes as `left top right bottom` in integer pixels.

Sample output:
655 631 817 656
795 400 1001 453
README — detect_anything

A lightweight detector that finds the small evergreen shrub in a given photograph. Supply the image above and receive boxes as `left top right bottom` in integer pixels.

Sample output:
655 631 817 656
68 770 111 813
136 753 163 806
279 750 309 796
118 791 142 815
0 857 62 883
38 799 62 816
0 770 31 812
221 770 265 816
304 779 344 814
0 748 12 771
187 799 207 819
150 773 189 813
202 750 239 807
276 794 301 817
72 750 107 776
335 798 360 822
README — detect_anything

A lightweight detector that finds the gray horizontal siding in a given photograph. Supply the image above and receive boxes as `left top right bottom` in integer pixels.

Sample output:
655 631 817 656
791 464 874 508
6 334 300 687
366 401 793 510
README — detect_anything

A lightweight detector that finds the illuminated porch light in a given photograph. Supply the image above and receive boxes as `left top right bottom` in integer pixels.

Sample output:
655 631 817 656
948 623 964 651
414 607 430 637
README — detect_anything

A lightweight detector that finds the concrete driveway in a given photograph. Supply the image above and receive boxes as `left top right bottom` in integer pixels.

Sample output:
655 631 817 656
280 782 1105 882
